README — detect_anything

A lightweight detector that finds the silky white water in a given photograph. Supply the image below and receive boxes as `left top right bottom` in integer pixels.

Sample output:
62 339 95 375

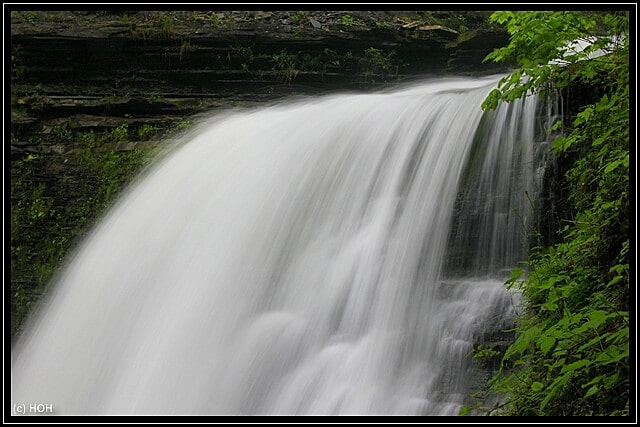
11 75 547 415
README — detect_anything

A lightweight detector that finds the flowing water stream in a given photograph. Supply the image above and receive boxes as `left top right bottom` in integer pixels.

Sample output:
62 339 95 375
11 75 550 415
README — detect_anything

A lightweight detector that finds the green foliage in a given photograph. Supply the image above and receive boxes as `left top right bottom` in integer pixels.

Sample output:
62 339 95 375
78 130 98 148
209 13 221 28
291 11 306 24
272 49 299 83
268 46 396 85
11 135 151 338
158 14 176 36
109 124 129 143
176 119 190 130
129 12 178 39
458 404 470 416
164 118 192 137
341 14 355 27
359 47 397 84
12 11 38 24
137 124 160 141
481 11 629 417
473 345 502 361
229 44 255 72
362 47 395 72
482 11 628 111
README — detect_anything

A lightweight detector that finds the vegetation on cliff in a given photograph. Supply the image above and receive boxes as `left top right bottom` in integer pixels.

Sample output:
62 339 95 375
471 11 630 416
10 130 152 337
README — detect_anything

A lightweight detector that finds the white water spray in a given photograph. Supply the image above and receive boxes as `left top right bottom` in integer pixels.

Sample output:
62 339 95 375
11 75 547 415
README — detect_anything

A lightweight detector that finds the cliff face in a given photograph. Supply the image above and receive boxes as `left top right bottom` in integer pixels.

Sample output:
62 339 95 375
10 10 510 338
11 11 509 154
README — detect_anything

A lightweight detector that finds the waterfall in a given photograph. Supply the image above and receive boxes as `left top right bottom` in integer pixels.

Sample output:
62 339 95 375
11 75 548 415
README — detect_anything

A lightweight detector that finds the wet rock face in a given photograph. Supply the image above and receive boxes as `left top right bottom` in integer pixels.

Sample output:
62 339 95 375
11 10 509 154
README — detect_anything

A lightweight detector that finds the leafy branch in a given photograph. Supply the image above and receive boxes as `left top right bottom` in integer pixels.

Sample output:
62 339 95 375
477 10 629 416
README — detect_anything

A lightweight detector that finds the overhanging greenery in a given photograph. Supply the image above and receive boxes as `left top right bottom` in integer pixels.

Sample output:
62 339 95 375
472 11 629 416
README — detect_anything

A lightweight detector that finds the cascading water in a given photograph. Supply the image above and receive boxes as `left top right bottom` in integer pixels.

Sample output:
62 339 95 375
11 75 549 415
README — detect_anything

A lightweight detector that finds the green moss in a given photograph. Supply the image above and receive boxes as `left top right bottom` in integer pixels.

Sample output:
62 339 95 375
137 124 160 141
11 139 151 339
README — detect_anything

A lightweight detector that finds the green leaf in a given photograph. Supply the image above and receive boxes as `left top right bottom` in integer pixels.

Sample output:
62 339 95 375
603 372 621 389
541 372 571 410
609 263 629 275
605 327 629 344
583 374 606 388
506 324 541 359
538 275 565 290
539 335 556 355
552 135 576 152
574 107 593 126
604 159 623 174
531 381 545 392
607 275 623 287
541 301 558 311
588 310 608 324
512 359 526 367
548 119 563 133
585 384 600 398
561 359 590 373
577 334 607 353
481 89 502 111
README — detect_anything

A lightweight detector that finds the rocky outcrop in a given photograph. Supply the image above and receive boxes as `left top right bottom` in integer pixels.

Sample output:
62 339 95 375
11 10 509 154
